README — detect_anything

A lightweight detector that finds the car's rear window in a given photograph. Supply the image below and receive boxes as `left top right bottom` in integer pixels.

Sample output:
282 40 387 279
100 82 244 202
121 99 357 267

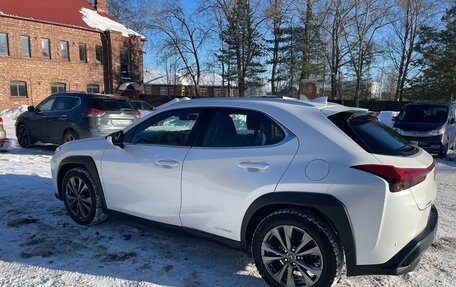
90 98 134 111
329 112 418 156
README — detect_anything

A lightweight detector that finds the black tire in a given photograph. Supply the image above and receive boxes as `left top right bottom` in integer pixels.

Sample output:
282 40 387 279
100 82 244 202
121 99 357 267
16 124 32 148
252 209 343 287
62 167 108 225
63 129 78 144
438 144 449 158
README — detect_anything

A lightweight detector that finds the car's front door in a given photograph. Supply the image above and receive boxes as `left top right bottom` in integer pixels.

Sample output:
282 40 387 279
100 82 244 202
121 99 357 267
180 108 299 241
101 108 203 226
27 97 56 142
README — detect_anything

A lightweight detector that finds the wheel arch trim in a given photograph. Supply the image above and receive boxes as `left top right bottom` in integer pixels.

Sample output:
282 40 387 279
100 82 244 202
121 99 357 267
57 156 107 210
240 192 357 273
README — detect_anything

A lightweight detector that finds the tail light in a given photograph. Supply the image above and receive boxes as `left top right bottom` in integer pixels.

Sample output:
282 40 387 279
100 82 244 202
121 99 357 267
135 110 141 118
0 117 3 124
85 108 105 117
352 161 435 192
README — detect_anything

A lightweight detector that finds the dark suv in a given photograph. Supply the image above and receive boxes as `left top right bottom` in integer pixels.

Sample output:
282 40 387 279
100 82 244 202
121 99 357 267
15 92 140 147
393 101 456 157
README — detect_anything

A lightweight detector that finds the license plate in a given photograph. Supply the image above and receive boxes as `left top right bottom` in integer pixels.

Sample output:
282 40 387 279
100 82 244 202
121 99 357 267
111 119 132 126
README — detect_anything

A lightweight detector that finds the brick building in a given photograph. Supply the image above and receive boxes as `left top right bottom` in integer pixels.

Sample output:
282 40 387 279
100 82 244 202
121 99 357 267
0 0 145 110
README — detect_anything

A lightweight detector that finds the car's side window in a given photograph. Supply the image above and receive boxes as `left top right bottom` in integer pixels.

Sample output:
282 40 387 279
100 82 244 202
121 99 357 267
202 109 285 147
129 110 200 146
53 97 80 111
36 98 55 112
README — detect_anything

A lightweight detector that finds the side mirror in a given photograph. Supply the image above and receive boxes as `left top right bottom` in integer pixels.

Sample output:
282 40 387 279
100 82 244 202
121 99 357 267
27 106 35 112
107 131 124 149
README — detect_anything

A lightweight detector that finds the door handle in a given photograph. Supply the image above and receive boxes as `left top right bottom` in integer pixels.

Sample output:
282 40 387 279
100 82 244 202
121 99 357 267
155 159 180 169
238 161 271 172
59 115 68 120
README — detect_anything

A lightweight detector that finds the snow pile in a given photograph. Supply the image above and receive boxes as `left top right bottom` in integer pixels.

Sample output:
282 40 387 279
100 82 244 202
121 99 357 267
377 111 399 127
0 105 28 122
80 8 144 38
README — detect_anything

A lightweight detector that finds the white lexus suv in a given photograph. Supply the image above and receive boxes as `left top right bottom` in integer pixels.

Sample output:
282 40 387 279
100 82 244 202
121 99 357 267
51 98 438 287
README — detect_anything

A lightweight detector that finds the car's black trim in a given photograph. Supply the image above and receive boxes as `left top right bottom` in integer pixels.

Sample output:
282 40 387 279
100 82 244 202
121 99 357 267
240 192 358 274
56 156 108 210
108 210 241 250
350 205 438 276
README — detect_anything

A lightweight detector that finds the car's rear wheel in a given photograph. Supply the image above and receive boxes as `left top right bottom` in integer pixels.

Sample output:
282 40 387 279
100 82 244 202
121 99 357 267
63 129 78 143
16 124 32 148
62 168 107 225
252 209 342 287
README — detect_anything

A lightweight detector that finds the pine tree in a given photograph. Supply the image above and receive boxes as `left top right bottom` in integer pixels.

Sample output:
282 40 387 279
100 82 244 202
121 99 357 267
410 5 456 101
219 0 266 96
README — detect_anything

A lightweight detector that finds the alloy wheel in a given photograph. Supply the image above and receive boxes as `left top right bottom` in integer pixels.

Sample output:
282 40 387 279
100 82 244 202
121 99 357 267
17 125 30 147
65 176 93 221
261 225 324 287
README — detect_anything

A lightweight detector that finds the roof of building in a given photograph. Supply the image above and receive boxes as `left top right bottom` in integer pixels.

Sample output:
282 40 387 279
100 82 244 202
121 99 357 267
0 0 143 38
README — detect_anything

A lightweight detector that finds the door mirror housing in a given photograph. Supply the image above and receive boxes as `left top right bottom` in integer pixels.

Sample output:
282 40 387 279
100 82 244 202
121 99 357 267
27 106 35 113
107 130 125 149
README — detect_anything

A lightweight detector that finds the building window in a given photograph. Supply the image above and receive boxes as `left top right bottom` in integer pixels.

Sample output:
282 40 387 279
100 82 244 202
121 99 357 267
50 82 66 94
0 33 9 55
200 87 208 97
10 81 27 97
79 43 87 62
60 41 69 60
87 84 100 93
214 88 222 97
21 36 31 57
42 38 50 59
95 45 103 63
144 85 153 95
120 48 130 78
159 87 175 96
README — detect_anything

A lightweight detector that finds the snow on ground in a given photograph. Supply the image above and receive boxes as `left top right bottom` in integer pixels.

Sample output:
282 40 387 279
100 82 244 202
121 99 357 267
0 108 455 287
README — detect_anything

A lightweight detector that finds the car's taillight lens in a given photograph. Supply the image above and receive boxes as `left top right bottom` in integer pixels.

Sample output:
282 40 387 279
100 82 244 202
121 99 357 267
352 161 435 192
0 117 3 124
85 108 105 117
135 110 141 118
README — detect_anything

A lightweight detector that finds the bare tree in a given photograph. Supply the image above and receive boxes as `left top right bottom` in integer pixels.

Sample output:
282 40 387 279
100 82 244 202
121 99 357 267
148 1 211 96
386 0 435 101
341 0 391 107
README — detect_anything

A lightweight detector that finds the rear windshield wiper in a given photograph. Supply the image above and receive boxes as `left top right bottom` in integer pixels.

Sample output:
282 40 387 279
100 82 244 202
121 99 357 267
398 145 416 152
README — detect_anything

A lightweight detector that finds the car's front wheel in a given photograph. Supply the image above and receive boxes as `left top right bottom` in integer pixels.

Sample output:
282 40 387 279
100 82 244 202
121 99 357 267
16 124 32 148
252 209 342 287
438 143 449 158
62 167 108 225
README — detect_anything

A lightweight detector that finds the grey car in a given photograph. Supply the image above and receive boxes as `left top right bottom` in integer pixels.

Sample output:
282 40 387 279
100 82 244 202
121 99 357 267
15 92 140 147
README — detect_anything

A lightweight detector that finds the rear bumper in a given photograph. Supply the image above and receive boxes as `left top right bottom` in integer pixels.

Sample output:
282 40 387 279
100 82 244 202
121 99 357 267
349 205 438 276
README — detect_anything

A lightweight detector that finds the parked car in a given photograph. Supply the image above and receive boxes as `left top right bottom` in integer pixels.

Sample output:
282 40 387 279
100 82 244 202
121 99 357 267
15 92 140 147
0 117 6 149
130 100 154 117
52 98 438 287
393 101 456 158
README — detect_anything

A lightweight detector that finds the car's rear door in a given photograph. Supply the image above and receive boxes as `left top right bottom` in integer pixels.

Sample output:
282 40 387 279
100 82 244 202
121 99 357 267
101 108 203 226
47 96 81 143
180 108 299 241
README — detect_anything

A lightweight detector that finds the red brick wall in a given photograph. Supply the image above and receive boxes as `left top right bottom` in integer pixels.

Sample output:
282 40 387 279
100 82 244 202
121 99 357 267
0 16 144 110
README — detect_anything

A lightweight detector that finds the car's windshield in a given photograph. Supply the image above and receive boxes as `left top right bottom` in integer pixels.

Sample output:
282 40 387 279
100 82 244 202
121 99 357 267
398 105 448 123
90 98 134 111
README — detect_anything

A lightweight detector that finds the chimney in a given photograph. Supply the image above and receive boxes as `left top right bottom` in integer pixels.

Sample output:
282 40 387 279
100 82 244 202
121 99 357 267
94 0 108 15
